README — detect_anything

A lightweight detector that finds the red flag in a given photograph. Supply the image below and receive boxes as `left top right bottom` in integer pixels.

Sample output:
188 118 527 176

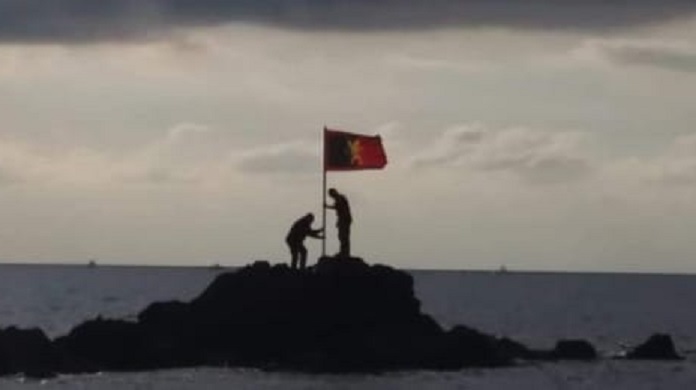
324 128 387 171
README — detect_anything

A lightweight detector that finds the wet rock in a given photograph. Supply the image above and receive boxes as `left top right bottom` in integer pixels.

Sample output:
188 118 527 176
0 327 58 378
626 334 683 360
2 257 654 375
137 301 203 367
497 337 540 360
49 256 514 373
54 317 148 372
551 339 597 360
437 325 512 367
496 337 597 361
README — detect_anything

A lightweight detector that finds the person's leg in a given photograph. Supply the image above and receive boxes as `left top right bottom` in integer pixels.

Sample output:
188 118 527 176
338 223 350 257
289 242 298 269
345 222 351 256
299 245 308 269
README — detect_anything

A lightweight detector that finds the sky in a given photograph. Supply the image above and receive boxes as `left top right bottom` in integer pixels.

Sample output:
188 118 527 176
1 0 696 272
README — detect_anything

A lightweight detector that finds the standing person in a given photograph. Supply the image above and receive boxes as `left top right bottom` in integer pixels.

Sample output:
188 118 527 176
325 188 352 257
286 213 323 270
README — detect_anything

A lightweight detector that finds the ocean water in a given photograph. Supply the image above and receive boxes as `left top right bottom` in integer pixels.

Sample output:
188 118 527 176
0 264 695 389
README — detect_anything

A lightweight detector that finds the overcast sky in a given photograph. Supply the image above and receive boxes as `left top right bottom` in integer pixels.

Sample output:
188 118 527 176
1 1 696 272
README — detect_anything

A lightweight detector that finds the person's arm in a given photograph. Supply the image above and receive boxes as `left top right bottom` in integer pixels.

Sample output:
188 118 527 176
309 228 324 239
324 202 335 209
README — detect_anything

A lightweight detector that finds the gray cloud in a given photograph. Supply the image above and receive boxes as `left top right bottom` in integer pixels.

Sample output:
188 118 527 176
623 134 696 186
1 0 695 43
0 125 215 188
0 168 20 186
498 155 591 185
411 125 593 184
235 142 318 174
583 39 696 73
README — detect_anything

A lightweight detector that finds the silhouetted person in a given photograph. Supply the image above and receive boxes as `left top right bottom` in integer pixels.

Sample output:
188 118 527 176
286 213 323 270
326 188 352 257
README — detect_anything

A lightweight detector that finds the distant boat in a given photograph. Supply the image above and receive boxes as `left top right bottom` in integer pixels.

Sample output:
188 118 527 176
210 263 224 270
497 265 508 274
88 259 97 268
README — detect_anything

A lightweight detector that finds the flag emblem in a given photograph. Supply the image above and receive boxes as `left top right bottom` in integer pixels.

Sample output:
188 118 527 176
324 129 387 171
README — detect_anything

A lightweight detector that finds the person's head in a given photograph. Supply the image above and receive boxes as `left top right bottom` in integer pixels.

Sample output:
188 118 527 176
328 188 338 198
305 213 314 222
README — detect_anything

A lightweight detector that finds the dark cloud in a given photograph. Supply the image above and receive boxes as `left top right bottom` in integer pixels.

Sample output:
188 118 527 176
0 0 694 43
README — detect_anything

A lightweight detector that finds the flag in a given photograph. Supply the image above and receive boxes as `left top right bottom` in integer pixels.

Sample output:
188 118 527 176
324 128 387 171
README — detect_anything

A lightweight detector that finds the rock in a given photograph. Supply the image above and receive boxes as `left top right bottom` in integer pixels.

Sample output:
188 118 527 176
551 339 597 360
0 257 643 375
189 257 438 370
138 300 190 325
0 327 58 378
495 338 597 362
54 317 148 372
436 325 512 368
48 257 514 373
626 334 683 360
137 301 203 367
497 337 540 360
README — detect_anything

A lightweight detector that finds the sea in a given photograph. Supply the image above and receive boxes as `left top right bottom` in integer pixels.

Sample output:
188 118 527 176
0 263 695 389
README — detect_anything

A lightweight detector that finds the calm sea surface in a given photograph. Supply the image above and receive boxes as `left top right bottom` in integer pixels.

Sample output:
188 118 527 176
0 264 695 389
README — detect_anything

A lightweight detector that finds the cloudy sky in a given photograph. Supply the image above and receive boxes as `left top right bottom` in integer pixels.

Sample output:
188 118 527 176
1 1 696 272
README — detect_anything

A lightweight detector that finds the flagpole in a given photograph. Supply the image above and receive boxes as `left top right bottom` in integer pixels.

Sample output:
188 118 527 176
321 126 327 257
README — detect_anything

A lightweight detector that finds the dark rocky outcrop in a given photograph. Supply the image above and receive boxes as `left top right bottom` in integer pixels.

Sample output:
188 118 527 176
50 257 516 373
551 340 598 360
0 257 686 376
183 257 512 371
497 337 598 361
0 327 58 378
498 337 538 360
55 318 152 372
626 334 683 360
